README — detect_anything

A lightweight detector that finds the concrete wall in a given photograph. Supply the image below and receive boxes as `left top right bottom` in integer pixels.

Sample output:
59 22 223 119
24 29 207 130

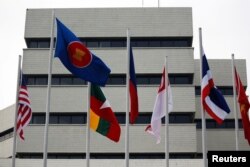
28 86 195 113
0 159 203 167
16 125 196 153
23 48 194 75
25 8 193 38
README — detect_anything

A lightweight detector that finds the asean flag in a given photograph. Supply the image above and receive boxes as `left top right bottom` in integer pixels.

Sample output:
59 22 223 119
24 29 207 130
55 18 111 86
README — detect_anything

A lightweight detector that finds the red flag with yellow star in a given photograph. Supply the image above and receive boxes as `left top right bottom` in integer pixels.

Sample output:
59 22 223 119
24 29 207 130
234 67 250 145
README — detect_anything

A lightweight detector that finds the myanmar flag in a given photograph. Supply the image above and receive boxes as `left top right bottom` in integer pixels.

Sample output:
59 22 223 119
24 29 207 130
90 84 121 142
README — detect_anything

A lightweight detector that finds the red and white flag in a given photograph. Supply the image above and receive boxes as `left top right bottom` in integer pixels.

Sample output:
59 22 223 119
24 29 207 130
146 68 173 144
17 75 32 141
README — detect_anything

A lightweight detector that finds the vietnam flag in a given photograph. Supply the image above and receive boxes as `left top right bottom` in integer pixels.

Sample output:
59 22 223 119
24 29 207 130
234 67 250 145
90 84 121 142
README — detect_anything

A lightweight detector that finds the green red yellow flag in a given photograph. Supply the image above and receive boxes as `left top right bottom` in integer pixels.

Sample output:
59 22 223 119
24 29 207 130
90 84 121 142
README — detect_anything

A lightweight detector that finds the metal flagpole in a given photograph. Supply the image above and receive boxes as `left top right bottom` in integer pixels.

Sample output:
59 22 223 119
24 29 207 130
86 82 91 167
231 54 239 150
165 56 169 167
158 0 160 8
43 9 55 167
125 28 130 167
12 55 22 167
199 28 207 167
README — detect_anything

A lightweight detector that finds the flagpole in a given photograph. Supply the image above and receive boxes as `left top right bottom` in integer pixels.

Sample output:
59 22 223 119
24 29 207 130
165 56 169 167
125 28 130 167
199 28 207 167
12 55 22 167
231 54 239 150
43 9 55 167
86 82 91 167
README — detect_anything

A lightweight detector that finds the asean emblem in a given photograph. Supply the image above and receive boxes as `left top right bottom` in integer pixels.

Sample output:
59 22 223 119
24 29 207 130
67 41 92 68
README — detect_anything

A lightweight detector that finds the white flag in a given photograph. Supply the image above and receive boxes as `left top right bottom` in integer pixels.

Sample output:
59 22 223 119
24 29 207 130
145 68 173 144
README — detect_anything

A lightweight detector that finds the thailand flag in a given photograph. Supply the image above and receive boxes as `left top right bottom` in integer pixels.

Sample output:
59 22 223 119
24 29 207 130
202 49 230 124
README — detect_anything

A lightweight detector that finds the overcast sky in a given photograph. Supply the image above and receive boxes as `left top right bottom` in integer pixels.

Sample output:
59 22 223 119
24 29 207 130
0 0 250 109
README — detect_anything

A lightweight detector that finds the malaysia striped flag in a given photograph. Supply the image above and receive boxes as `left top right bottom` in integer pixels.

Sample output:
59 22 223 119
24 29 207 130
202 49 230 124
17 75 32 141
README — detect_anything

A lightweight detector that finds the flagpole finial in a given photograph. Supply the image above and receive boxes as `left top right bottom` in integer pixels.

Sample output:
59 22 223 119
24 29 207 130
232 53 235 59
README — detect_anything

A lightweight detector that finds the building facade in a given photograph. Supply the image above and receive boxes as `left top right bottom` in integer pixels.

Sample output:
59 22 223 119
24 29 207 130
0 8 249 167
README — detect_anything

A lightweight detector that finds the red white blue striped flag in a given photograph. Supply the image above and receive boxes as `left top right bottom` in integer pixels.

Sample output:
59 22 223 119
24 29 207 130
17 75 32 140
202 49 230 124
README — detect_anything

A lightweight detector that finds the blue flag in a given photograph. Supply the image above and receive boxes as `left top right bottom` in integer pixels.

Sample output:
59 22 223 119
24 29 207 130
55 18 111 86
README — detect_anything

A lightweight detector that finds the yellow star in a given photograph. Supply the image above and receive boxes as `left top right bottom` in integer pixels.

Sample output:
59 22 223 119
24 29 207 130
73 48 85 61
240 104 246 113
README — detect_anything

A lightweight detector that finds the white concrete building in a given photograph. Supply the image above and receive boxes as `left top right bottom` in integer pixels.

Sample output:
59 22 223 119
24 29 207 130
0 8 249 167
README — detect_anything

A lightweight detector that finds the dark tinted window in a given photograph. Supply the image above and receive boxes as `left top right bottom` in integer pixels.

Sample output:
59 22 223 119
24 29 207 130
32 115 45 124
38 41 49 48
72 115 85 124
59 115 71 124
26 37 192 48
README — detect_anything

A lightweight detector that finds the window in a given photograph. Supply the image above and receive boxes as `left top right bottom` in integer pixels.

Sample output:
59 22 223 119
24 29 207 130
169 113 194 123
111 40 125 47
195 119 243 129
31 113 86 125
60 77 73 85
100 41 111 47
18 153 198 159
32 115 45 124
52 77 60 85
36 77 47 85
72 115 85 124
72 78 86 85
135 114 151 124
137 77 149 85
26 37 192 48
149 76 161 84
29 41 38 48
86 41 99 47
59 115 71 124
107 76 125 85
195 86 234 95
0 128 14 142
136 40 148 47
169 74 193 84
161 41 174 47
30 113 194 125
38 41 50 48
149 41 161 47
49 115 59 124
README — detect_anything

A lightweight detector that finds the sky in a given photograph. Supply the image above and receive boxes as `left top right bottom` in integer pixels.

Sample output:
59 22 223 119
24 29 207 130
0 0 250 109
